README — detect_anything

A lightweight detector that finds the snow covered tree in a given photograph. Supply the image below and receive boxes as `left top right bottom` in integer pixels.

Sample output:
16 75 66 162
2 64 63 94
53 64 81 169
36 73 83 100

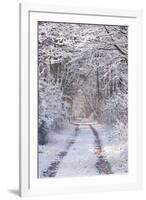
38 22 128 144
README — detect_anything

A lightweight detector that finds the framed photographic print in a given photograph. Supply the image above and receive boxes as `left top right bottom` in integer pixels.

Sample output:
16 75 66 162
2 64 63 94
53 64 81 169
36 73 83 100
19 3 142 197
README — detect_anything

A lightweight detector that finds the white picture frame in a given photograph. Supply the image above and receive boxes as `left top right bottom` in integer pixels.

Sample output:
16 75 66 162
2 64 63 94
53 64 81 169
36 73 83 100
19 3 143 197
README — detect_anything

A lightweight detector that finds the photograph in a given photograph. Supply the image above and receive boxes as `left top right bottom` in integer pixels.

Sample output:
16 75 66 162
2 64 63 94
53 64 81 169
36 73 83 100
38 21 128 178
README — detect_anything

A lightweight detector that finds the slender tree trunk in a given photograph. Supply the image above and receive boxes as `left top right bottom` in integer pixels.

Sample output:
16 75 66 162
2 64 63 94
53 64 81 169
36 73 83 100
96 68 101 101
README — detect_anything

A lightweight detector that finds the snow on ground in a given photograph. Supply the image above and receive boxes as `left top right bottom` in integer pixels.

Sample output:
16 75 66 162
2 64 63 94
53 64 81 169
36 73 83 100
56 125 99 177
39 124 76 177
39 122 128 178
92 124 128 174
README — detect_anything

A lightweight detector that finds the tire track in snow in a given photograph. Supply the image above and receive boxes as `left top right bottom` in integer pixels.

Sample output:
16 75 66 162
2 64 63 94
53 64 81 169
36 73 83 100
90 125 113 175
56 125 98 177
43 125 79 177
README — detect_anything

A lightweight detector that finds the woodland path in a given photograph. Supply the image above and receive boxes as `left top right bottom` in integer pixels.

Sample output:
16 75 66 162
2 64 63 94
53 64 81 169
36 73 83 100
42 124 112 177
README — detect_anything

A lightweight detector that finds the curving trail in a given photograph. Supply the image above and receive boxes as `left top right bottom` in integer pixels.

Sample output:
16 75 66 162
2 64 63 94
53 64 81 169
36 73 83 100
41 124 113 178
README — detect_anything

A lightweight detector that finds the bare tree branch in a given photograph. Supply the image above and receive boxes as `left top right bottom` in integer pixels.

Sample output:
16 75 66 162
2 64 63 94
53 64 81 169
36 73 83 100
104 25 127 56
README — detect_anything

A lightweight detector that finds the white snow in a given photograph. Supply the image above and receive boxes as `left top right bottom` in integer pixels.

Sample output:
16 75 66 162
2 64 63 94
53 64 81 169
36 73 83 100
56 125 98 177
39 124 76 177
39 123 128 178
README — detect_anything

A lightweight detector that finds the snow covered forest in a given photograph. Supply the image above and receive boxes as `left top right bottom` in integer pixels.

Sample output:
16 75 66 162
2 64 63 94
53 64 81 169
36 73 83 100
38 22 128 178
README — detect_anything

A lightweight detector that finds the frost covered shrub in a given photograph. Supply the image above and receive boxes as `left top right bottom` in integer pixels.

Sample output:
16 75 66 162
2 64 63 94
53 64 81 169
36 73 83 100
39 78 69 142
98 91 128 126
113 120 128 142
98 91 128 144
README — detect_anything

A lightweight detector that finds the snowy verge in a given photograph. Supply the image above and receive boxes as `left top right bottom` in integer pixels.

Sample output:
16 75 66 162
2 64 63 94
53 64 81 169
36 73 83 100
38 124 76 177
93 124 128 174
